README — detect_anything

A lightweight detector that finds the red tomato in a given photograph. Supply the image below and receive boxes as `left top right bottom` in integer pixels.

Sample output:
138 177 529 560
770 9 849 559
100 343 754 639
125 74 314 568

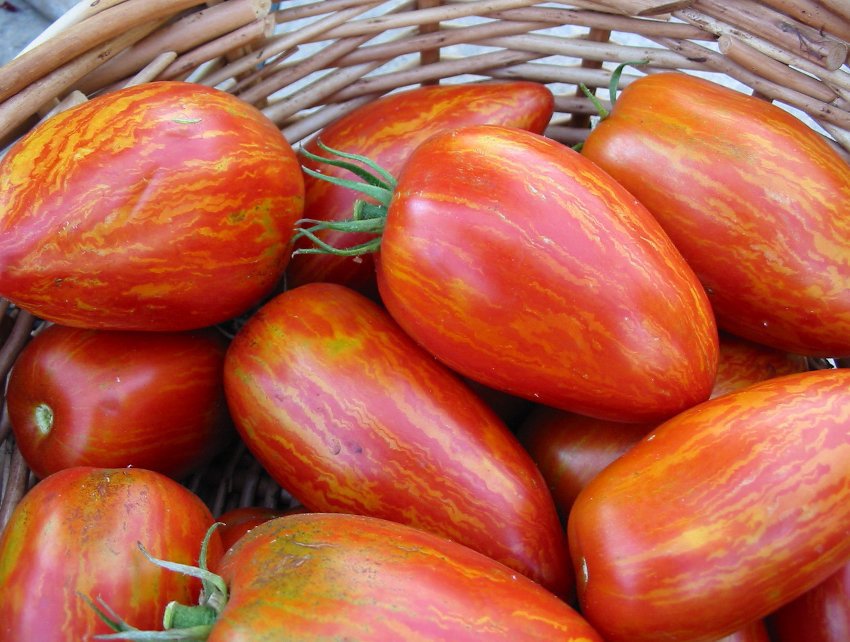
223 282 572 598
215 505 298 553
0 81 304 331
717 620 771 642
568 368 850 642
288 81 554 295
769 562 850 642
206 513 602 641
518 331 810 518
581 72 850 357
0 466 223 641
711 331 809 399
5 324 233 479
363 124 718 422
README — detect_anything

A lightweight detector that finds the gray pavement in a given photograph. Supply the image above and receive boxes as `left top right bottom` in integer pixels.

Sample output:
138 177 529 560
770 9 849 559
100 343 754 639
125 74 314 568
0 1 51 66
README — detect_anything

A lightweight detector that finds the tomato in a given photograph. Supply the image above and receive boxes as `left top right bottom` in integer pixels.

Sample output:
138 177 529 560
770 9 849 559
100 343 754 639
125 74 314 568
223 282 572 598
581 72 850 357
287 81 554 295
717 620 771 642
302 124 718 422
567 368 850 642
518 331 810 519
0 466 223 641
146 513 603 641
215 505 296 553
711 331 809 399
5 324 233 480
769 561 850 642
0 81 304 331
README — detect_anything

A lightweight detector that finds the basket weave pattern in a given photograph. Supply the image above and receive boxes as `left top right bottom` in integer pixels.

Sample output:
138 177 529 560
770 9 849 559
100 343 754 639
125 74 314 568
1 0 850 530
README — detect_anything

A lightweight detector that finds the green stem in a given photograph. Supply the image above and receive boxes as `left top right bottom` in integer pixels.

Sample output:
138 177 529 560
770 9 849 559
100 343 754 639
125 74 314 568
579 59 650 120
294 143 398 257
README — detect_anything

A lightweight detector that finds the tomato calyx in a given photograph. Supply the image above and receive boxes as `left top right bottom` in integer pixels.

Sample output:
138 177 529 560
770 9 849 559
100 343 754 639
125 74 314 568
573 60 648 150
86 523 226 641
293 142 397 257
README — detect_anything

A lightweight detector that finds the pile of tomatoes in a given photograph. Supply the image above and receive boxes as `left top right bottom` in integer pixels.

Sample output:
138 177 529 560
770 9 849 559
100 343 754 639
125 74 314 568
0 71 848 641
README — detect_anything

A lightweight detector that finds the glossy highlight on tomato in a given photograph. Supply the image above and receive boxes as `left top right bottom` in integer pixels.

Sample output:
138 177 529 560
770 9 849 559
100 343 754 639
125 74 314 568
0 81 304 330
374 124 718 422
582 72 850 356
568 368 850 642
5 324 233 480
208 512 602 641
223 282 572 598
0 466 223 641
287 80 554 295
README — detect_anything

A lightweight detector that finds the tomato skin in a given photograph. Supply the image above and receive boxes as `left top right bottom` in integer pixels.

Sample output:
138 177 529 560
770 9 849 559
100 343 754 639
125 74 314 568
0 81 304 331
518 332 809 518
287 81 554 295
223 282 572 598
377 124 718 422
210 512 602 642
567 368 850 642
215 505 299 553
717 620 771 642
0 466 223 641
5 324 233 480
769 562 850 642
581 72 850 357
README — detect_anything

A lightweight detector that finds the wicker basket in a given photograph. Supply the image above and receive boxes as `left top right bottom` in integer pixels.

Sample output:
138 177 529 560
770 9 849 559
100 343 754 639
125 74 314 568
1 0 850 533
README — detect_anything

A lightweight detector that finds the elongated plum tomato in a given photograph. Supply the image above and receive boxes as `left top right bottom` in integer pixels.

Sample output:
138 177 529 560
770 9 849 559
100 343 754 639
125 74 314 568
0 81 304 331
5 324 233 480
209 513 601 641
568 368 850 642
287 81 554 295
769 561 850 642
301 125 718 422
0 466 223 641
581 72 850 356
517 331 809 518
222 282 572 598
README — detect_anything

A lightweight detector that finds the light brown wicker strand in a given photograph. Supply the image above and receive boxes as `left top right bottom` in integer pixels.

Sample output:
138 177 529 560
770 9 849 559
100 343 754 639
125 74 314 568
0 447 30 533
238 33 375 106
0 0 208 103
673 8 850 94
261 59 387 125
74 0 272 94
758 0 850 45
195 3 384 91
719 36 839 104
490 6 711 40
19 0 136 55
311 0 544 40
0 20 166 147
336 19 552 67
475 31 708 70
280 94 379 144
273 0 385 24
320 48 544 103
159 16 275 82
417 0 444 72
692 0 848 71
818 0 850 25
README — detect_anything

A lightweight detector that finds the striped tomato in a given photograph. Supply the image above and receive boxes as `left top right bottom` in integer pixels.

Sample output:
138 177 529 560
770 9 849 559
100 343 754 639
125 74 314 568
567 368 850 642
299 125 718 422
287 81 553 296
769 561 850 642
581 72 850 357
0 81 304 331
103 513 603 641
5 324 233 480
223 282 572 598
0 467 223 641
517 331 808 518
